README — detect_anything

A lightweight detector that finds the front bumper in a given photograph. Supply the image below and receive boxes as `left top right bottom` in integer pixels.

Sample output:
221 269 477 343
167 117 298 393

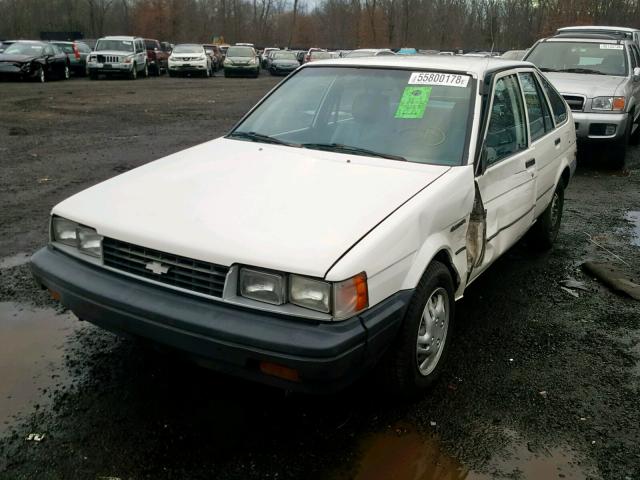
224 64 259 74
0 64 38 80
169 61 207 72
572 111 629 141
88 62 134 74
31 246 410 393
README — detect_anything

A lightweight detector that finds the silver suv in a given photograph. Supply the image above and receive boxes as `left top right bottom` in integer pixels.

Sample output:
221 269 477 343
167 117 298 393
525 33 640 168
88 36 148 80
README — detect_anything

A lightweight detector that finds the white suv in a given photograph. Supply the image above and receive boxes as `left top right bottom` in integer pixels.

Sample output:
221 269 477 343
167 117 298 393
88 36 148 80
32 56 576 394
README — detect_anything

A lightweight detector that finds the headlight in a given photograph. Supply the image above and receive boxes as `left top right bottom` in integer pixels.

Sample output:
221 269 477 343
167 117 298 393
592 96 626 111
51 216 103 258
225 59 234 65
289 275 331 313
239 267 368 320
123 55 133 64
239 268 286 305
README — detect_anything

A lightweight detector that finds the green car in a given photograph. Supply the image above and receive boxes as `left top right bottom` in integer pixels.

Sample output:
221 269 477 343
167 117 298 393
223 45 260 78
51 41 92 76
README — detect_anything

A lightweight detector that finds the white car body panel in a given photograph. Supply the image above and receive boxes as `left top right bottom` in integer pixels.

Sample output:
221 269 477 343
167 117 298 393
53 138 449 279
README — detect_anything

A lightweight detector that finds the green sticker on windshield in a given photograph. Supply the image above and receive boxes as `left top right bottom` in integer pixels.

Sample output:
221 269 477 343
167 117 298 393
395 86 432 119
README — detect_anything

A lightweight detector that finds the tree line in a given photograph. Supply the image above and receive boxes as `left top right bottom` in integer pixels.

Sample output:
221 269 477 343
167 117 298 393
1 0 640 51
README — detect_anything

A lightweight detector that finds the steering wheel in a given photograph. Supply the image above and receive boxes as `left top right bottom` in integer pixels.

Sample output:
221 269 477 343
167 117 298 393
397 126 446 146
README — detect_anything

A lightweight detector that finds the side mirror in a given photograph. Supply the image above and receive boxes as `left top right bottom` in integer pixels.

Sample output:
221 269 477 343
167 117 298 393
634 67 640 81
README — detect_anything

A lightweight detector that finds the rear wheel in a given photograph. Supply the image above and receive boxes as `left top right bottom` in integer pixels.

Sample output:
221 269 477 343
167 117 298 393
527 181 564 251
380 261 455 396
143 63 149 78
63 64 70 80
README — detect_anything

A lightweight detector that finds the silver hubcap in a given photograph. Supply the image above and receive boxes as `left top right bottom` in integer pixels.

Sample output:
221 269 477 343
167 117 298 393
40 69 45 82
65 66 69 79
416 287 449 376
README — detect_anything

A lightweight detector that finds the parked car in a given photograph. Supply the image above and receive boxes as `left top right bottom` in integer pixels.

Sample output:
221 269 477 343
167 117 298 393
144 38 169 76
261 47 280 68
88 36 148 80
307 51 339 62
269 50 300 75
0 40 69 82
203 44 223 70
223 45 260 77
556 25 640 49
168 44 213 77
525 33 640 168
51 41 92 76
345 48 396 58
31 56 576 395
500 49 527 60
304 48 325 63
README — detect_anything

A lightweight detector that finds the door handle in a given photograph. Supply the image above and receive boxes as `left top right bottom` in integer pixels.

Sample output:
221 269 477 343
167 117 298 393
555 138 561 146
525 159 536 168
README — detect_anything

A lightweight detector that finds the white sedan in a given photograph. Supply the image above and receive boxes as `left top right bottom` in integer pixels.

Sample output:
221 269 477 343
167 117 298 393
31 56 576 394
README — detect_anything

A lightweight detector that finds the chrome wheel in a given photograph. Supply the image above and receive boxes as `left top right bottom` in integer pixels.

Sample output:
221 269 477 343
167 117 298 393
39 68 45 83
416 287 449 376
64 65 70 79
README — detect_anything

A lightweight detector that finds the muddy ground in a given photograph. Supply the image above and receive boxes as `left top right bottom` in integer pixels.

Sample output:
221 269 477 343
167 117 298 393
0 73 639 480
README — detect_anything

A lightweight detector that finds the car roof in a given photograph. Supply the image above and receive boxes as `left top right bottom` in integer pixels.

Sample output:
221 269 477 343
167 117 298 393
99 36 138 40
301 55 533 78
544 35 631 45
558 25 640 34
12 40 46 44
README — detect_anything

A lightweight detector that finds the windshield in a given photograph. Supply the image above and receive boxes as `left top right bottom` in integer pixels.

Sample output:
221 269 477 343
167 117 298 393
274 52 296 60
4 43 44 55
173 44 202 53
52 43 75 54
227 46 254 57
230 67 474 166
95 39 134 52
526 41 628 76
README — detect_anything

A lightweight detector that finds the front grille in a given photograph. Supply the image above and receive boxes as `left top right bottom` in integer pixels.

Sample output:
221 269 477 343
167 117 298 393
97 55 120 63
102 238 229 298
562 95 585 112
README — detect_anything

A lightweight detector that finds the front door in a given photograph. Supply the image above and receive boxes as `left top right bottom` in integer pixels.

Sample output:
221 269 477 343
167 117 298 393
471 72 536 280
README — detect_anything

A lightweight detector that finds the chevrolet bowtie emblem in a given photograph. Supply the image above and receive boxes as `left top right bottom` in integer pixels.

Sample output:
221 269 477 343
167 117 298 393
145 261 170 275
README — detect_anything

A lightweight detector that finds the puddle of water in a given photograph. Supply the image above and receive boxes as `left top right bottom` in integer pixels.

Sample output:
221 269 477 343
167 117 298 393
0 252 31 270
0 302 81 437
625 211 640 246
331 424 592 480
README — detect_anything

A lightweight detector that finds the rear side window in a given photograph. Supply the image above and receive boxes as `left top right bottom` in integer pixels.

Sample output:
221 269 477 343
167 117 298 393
485 74 528 165
519 72 554 141
539 76 568 125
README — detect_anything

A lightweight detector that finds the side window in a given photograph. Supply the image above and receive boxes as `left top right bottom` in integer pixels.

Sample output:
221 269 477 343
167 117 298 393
484 74 528 165
539 76 568 125
45 45 54 56
519 72 554 141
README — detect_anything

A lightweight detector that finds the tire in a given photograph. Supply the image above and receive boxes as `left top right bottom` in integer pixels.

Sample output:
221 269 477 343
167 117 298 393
527 181 564 251
629 110 640 146
611 120 630 169
380 261 455 396
129 64 137 80
36 67 46 83
143 63 149 78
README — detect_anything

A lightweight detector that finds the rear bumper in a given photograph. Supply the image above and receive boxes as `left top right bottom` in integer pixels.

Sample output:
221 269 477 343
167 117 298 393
31 246 411 392
572 111 629 141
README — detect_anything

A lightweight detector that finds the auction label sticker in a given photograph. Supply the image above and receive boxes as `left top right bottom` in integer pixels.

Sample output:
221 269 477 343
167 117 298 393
395 86 432 119
600 44 623 50
409 71 470 87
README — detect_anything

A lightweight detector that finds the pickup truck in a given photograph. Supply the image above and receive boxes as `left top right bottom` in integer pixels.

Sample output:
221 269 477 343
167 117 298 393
145 38 169 76
31 56 577 395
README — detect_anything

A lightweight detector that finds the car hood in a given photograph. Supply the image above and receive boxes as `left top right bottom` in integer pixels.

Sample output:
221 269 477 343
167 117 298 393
544 72 627 98
53 138 450 278
227 56 254 63
0 54 37 63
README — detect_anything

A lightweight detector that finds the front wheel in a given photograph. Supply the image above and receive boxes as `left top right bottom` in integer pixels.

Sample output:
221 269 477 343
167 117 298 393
129 64 137 80
380 261 455 396
36 67 46 83
527 182 564 251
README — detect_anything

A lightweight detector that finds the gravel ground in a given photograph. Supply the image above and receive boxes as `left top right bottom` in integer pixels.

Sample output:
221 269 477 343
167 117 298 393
0 73 639 480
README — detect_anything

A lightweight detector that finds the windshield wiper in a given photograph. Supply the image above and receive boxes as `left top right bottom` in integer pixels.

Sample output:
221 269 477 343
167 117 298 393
227 131 297 147
558 68 606 75
301 143 407 161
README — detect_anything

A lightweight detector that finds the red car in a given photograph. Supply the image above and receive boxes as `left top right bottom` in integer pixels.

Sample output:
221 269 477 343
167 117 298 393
144 39 169 76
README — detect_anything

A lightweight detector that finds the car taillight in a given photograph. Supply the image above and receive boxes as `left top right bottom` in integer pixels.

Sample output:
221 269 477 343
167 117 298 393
73 43 80 60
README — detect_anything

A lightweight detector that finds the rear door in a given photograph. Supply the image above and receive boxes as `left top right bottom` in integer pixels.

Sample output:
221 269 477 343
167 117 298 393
472 71 536 278
518 70 560 217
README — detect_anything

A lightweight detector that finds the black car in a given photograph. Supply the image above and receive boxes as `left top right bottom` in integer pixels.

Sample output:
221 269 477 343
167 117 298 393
0 41 69 82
